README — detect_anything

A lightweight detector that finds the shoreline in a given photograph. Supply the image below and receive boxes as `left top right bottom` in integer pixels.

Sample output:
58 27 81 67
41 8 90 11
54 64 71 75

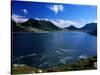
12 56 97 74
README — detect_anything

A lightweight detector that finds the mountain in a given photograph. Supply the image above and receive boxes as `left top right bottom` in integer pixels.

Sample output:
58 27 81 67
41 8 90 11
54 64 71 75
64 23 97 36
80 23 97 32
11 19 28 32
21 18 61 31
64 25 79 30
80 23 97 36
12 18 97 36
12 18 61 32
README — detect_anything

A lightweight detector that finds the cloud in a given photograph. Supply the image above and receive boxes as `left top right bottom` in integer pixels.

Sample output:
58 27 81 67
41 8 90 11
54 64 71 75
12 14 28 23
94 20 97 23
88 19 97 23
50 19 79 28
22 9 28 14
34 18 79 28
49 5 64 14
35 18 49 21
76 19 97 28
86 19 97 24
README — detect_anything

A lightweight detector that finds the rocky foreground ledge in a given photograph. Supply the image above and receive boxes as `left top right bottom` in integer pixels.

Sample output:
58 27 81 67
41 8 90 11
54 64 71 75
12 56 97 74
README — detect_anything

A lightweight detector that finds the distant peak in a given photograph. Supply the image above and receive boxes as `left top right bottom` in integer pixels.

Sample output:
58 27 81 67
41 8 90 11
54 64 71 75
86 22 97 25
28 18 37 21
65 25 77 28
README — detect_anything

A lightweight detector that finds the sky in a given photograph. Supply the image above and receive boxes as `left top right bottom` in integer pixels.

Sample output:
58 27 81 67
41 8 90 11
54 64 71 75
11 1 97 28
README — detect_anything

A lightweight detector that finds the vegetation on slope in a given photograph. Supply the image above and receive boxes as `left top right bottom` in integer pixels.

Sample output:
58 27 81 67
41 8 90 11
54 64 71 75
12 18 61 32
12 18 97 36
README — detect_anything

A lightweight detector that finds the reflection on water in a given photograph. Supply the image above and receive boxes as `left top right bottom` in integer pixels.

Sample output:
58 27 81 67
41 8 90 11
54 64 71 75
12 32 97 68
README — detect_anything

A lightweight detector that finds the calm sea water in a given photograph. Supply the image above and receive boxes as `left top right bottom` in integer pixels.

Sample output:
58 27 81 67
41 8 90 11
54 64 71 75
12 32 97 68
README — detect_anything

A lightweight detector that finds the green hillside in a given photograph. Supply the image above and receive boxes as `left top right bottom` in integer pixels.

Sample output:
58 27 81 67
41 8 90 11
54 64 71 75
12 18 61 32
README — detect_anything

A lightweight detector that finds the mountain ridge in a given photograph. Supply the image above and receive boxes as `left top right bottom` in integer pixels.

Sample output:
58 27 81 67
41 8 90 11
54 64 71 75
11 18 97 36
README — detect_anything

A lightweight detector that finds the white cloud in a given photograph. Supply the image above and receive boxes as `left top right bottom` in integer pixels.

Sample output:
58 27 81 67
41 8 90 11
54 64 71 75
35 18 49 21
88 19 97 23
12 14 28 23
82 19 97 25
50 19 79 28
94 20 97 23
22 9 28 14
76 19 97 28
49 5 64 14
33 18 79 28
12 15 80 28
34 18 41 20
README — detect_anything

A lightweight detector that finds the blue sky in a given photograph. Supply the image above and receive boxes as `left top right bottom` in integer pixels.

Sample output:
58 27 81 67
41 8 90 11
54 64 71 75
11 1 97 28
